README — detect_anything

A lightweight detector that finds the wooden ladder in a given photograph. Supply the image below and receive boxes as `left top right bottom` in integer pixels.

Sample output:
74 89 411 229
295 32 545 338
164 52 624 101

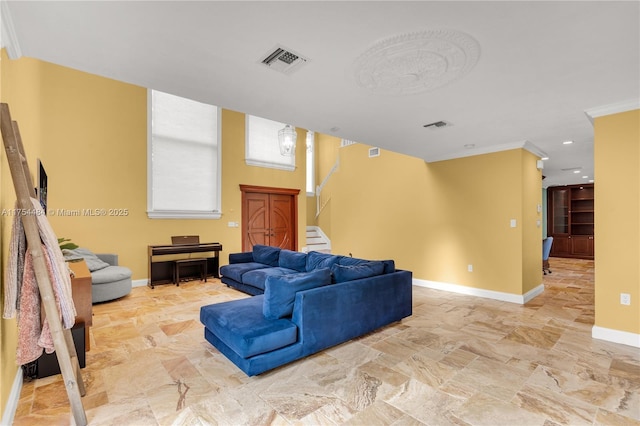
0 103 87 425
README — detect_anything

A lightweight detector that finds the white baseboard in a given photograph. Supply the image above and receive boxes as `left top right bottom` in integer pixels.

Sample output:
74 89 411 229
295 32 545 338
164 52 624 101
413 279 544 305
592 325 640 348
132 279 148 288
1 368 22 426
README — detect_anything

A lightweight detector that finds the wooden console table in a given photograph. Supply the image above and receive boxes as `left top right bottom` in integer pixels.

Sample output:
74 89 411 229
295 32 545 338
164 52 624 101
68 260 92 351
148 242 222 288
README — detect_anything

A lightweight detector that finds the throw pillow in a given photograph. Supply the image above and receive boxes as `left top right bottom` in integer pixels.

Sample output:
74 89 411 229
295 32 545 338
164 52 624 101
63 247 110 272
278 249 307 272
252 245 281 266
305 251 340 272
263 268 331 319
330 261 385 283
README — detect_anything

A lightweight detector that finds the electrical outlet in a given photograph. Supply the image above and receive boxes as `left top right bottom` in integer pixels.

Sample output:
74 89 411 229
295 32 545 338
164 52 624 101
468 264 473 272
620 293 631 306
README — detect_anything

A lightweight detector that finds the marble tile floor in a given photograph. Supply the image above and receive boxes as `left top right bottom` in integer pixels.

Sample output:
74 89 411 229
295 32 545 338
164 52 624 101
13 258 639 425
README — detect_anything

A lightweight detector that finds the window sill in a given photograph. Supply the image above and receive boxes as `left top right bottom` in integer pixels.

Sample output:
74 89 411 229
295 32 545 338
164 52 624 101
147 210 221 220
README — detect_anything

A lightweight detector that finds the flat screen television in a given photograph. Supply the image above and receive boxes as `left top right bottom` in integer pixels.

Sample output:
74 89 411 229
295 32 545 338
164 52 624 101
37 159 47 213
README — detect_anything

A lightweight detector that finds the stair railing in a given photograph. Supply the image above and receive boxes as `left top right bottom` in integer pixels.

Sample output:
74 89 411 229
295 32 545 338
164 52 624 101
316 156 339 218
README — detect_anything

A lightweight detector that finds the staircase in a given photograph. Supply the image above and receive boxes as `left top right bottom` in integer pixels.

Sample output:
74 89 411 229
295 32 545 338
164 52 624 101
305 226 331 253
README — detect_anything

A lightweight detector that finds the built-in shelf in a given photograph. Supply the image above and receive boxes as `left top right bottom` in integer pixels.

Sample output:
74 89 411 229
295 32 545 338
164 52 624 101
547 183 594 259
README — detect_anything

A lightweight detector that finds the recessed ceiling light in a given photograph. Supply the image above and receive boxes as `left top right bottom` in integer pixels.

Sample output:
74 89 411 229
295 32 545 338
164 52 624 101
464 144 475 149
573 170 580 174
582 175 589 179
541 157 549 160
589 179 594 183
563 140 574 145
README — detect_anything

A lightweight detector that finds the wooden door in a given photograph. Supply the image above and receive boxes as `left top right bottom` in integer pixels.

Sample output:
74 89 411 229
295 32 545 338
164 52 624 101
241 185 299 251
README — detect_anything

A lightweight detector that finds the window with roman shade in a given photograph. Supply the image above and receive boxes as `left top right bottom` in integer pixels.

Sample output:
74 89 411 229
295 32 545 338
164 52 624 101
147 89 221 219
245 115 296 171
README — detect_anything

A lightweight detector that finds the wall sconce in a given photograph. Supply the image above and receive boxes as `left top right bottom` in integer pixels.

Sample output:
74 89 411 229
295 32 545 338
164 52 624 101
278 124 297 156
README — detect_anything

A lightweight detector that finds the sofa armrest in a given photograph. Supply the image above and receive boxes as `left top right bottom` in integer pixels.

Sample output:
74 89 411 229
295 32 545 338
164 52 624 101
229 252 254 264
96 253 118 266
292 270 412 354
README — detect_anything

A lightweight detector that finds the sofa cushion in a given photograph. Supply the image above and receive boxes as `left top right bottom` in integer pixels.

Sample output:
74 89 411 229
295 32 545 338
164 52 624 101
91 265 132 285
229 252 254 264
242 267 298 291
278 250 307 272
263 268 332 319
331 261 385 283
305 251 341 272
200 295 297 359
252 245 281 267
338 256 395 274
220 262 270 283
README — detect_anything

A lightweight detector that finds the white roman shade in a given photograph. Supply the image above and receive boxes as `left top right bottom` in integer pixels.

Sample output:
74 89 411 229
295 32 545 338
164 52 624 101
148 90 221 219
245 115 296 171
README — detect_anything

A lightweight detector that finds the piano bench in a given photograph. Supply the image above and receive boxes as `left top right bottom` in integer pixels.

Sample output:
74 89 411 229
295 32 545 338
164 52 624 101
174 258 208 285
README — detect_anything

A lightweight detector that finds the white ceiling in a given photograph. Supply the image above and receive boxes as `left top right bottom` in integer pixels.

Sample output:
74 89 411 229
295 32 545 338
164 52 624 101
3 1 639 187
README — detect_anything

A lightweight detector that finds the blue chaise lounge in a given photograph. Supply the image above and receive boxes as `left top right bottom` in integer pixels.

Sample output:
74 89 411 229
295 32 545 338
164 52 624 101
200 245 412 376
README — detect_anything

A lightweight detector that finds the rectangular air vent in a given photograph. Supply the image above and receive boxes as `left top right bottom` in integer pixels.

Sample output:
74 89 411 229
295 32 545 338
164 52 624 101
260 45 309 75
369 147 380 158
340 139 357 148
423 120 452 130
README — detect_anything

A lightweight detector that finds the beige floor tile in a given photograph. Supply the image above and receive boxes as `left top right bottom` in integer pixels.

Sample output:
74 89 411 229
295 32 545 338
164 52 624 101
13 259 640 426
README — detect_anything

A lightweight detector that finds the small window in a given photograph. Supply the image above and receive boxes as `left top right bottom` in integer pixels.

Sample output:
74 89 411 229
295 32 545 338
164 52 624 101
306 131 315 196
147 90 221 219
245 115 295 171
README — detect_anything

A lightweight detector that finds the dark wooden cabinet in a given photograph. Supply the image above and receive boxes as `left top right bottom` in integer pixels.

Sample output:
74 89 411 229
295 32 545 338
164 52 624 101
68 260 92 351
547 184 594 259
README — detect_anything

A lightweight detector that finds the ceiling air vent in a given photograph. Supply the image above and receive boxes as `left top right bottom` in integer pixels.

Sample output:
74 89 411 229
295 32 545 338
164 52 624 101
341 139 357 148
423 120 452 130
260 45 309 75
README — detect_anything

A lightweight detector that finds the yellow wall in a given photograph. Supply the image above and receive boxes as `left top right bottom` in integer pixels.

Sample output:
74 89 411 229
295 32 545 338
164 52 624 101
0 54 307 415
522 150 545 293
317 142 542 296
0 50 42 417
2 56 307 280
594 109 640 334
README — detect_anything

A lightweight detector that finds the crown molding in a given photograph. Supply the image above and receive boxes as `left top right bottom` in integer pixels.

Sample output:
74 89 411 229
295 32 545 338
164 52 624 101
584 99 640 124
1 0 22 59
424 140 548 163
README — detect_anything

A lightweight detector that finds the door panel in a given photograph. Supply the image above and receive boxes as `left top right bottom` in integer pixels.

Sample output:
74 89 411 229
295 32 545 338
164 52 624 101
271 195 293 249
245 194 270 249
551 236 570 256
571 236 594 257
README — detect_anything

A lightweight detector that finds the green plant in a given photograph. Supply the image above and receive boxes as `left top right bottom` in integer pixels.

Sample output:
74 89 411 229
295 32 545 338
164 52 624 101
58 238 78 251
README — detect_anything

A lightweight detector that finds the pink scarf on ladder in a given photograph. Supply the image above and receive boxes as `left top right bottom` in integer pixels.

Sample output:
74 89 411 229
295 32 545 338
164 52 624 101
2 198 76 365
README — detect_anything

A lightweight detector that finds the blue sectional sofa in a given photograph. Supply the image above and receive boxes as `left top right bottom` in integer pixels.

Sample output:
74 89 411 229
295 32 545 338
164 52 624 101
200 245 412 376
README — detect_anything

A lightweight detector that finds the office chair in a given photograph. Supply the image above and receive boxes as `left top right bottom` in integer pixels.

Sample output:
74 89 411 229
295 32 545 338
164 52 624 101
542 236 554 275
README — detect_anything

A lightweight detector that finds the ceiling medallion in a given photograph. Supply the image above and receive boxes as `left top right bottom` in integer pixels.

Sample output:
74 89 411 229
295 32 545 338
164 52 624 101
353 29 480 96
